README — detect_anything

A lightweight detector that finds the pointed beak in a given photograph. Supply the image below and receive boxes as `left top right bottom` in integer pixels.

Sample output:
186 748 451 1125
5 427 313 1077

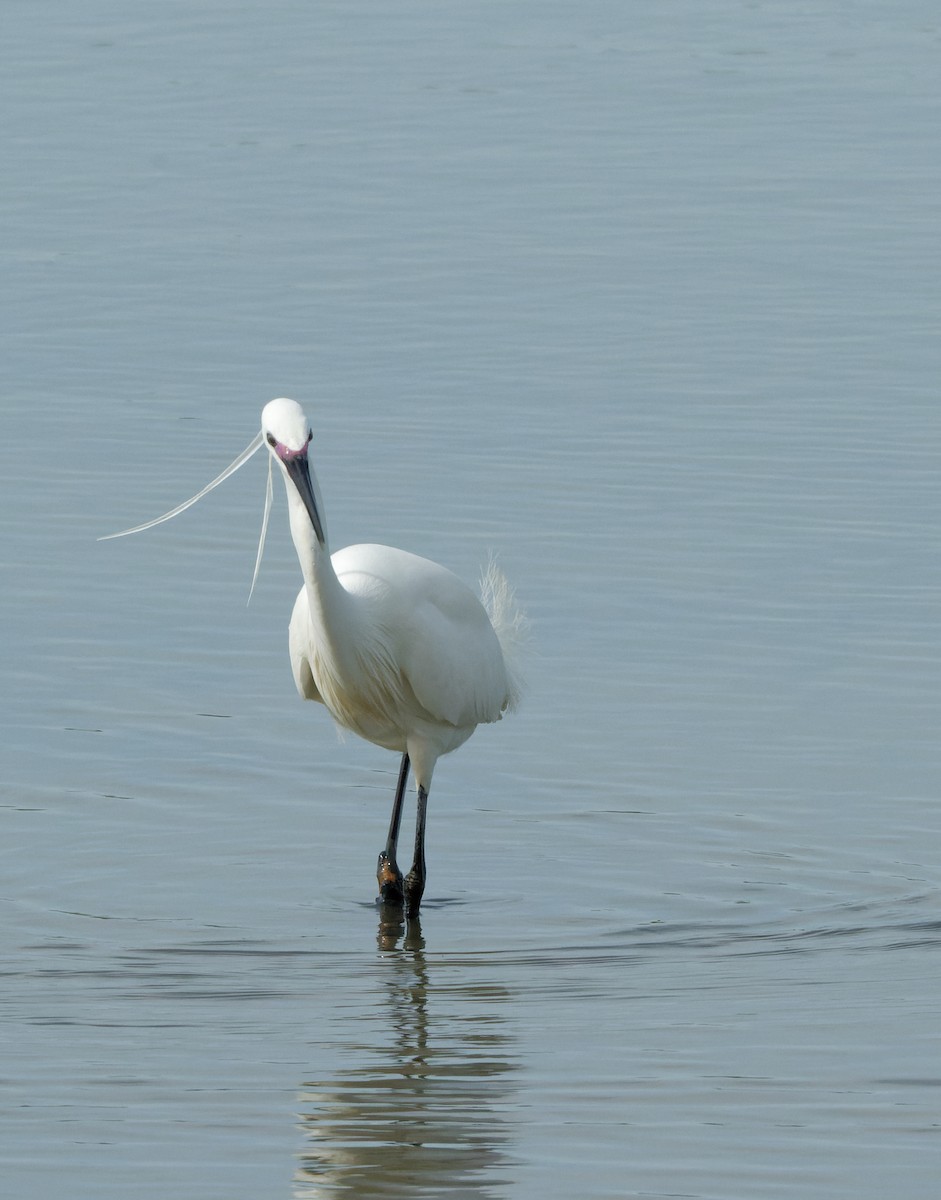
283 450 325 546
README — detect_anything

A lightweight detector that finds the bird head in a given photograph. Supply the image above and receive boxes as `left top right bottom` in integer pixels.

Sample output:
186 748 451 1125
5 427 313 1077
261 398 326 546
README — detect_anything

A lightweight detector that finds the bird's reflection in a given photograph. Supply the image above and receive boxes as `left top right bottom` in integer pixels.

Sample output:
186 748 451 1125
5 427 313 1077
294 912 517 1197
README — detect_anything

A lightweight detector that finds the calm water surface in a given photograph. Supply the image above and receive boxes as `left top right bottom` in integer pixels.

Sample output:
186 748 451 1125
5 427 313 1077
3 2 941 1197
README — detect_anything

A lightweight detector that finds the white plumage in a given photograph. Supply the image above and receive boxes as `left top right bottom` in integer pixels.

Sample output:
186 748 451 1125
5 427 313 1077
101 396 525 918
264 398 525 915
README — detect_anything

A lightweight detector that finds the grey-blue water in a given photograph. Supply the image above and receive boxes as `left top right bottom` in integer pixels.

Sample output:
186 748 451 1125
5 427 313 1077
3 3 941 1196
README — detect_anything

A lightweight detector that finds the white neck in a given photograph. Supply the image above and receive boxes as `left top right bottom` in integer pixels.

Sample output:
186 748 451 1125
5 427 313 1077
283 470 362 669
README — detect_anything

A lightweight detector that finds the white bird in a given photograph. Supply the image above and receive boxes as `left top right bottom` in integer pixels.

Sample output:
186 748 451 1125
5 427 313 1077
261 399 525 916
103 398 526 917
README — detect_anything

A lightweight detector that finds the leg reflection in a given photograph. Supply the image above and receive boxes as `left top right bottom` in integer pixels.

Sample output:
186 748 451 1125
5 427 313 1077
294 916 517 1197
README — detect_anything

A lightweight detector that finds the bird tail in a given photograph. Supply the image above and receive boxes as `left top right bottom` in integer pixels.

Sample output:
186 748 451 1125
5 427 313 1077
479 555 529 713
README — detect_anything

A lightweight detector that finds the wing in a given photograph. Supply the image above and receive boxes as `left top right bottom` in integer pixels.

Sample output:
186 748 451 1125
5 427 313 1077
288 586 323 703
333 544 510 730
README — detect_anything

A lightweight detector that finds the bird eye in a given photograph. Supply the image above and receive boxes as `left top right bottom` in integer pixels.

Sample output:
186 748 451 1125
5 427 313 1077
266 433 276 448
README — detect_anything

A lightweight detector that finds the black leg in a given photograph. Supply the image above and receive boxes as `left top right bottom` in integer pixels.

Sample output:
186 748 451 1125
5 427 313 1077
377 753 409 906
404 783 428 918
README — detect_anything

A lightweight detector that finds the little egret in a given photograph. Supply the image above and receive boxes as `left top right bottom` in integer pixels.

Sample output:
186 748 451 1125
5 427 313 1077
103 398 526 917
264 399 525 916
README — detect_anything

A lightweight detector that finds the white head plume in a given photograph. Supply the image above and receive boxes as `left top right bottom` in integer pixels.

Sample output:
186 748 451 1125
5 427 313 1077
98 428 272 603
